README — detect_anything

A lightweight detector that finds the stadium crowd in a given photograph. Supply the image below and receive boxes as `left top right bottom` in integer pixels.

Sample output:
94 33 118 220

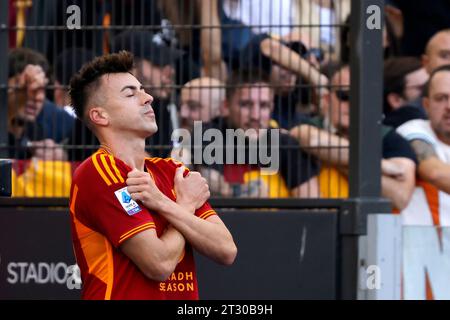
4 0 450 226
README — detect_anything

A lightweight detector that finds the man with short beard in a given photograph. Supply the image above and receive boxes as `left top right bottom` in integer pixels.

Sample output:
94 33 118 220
397 65 450 226
196 70 320 198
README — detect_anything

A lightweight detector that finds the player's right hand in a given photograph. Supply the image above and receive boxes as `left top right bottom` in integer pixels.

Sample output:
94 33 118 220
126 168 166 210
174 166 210 212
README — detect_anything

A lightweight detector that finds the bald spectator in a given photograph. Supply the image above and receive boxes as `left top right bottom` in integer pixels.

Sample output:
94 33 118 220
179 77 224 132
398 29 450 113
422 29 450 75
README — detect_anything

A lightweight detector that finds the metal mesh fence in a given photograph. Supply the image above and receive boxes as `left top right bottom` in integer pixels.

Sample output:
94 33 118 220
1 0 354 199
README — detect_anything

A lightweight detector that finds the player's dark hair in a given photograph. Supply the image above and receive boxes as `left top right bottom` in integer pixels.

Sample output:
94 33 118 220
69 50 134 121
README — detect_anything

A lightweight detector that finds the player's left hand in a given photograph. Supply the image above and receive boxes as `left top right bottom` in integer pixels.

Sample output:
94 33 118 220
174 166 210 212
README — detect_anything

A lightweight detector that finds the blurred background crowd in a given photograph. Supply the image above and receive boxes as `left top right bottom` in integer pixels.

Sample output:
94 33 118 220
4 0 450 223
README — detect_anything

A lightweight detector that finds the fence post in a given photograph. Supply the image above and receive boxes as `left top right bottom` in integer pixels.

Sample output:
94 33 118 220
340 0 391 300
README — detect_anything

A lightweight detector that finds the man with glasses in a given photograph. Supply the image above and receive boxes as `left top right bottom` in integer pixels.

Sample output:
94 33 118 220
383 57 429 128
289 65 417 211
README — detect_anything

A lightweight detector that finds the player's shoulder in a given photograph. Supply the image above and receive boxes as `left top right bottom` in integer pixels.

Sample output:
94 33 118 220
73 150 128 188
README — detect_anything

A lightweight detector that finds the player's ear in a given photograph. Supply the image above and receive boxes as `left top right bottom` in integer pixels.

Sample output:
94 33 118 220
89 107 109 127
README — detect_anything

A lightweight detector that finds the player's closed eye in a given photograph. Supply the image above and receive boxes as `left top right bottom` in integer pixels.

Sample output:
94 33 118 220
435 94 449 102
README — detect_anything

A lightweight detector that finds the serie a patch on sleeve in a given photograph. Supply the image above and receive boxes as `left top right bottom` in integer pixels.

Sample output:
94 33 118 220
114 187 142 215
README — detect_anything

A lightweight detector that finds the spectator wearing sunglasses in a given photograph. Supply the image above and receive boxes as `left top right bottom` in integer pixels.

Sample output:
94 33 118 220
289 65 417 211
383 57 429 129
236 34 327 130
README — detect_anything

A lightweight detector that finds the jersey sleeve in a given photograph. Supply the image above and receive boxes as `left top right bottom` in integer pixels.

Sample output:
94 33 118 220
76 153 157 248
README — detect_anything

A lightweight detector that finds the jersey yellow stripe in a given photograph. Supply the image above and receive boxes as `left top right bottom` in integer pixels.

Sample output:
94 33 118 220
199 209 215 219
202 211 217 220
70 184 79 214
100 154 119 184
177 249 185 263
201 212 216 220
199 209 214 217
119 223 155 240
109 156 124 183
92 153 112 186
118 224 156 244
104 239 114 300
119 222 156 240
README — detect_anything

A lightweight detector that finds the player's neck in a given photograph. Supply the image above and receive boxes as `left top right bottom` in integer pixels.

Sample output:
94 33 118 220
100 138 147 171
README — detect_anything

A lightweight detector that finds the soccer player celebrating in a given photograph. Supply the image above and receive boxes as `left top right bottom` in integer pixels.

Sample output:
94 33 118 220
68 51 237 300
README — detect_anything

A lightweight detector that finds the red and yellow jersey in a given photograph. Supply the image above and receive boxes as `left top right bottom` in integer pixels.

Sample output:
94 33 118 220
69 149 217 300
